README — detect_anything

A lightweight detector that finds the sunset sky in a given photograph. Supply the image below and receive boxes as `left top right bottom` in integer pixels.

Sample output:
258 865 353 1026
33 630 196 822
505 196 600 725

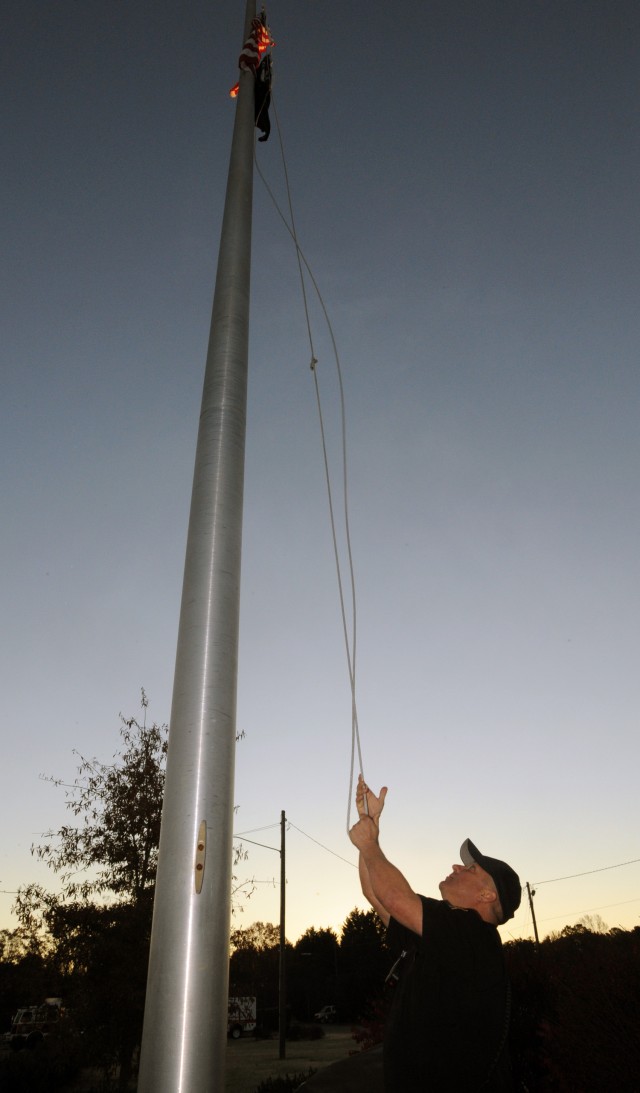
2 0 639 946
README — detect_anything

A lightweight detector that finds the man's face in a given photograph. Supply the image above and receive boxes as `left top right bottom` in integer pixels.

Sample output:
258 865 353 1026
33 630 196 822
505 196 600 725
439 861 495 910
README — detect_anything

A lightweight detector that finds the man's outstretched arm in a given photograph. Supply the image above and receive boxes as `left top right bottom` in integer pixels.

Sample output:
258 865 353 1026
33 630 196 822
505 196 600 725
358 849 391 925
354 777 390 923
350 781 422 935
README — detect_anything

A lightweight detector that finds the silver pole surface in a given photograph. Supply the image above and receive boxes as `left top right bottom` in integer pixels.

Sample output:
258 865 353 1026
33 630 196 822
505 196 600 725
278 810 286 1059
138 2 256 1089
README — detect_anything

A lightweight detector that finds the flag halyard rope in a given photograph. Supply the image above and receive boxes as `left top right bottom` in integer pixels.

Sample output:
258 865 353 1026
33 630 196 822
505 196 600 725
253 92 368 830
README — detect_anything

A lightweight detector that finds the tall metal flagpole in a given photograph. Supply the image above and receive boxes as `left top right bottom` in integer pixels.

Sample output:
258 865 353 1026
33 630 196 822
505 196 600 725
138 2 257 1089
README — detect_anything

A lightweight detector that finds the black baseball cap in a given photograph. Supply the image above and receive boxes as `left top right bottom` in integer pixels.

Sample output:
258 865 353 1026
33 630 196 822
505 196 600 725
460 838 521 924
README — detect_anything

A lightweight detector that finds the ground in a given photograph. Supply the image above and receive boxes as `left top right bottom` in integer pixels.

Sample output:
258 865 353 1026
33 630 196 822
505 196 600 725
1 1026 361 1092
224 1026 358 1093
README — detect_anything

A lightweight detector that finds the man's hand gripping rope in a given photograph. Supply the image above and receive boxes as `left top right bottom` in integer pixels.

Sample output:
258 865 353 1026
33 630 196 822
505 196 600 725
356 774 387 825
350 774 389 851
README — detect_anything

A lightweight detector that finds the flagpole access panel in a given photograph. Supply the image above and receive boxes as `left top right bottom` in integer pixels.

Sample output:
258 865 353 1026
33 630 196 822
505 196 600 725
138 2 257 1090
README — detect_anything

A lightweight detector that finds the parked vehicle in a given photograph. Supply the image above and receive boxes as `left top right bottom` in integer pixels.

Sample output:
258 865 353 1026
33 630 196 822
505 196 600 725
227 996 256 1039
8 998 64 1050
314 1004 337 1023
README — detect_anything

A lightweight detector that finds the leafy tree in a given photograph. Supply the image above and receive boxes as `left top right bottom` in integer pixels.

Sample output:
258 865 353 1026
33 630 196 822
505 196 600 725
12 692 166 1088
0 934 49 1035
577 912 608 933
339 909 389 1021
15 693 252 943
505 926 640 1091
340 908 387 963
11 693 253 1088
295 926 339 963
32 689 166 906
290 928 339 1020
231 921 282 953
229 921 290 1021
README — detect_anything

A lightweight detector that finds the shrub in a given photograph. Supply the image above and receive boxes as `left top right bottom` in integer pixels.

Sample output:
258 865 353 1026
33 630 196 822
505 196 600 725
506 927 640 1092
350 993 386 1052
254 1069 317 1092
0 1031 83 1093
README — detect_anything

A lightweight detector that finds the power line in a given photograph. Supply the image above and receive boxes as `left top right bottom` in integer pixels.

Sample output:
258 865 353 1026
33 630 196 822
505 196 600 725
241 821 640 895
234 816 357 870
233 834 279 854
534 857 640 886
287 821 357 870
234 824 280 836
537 896 640 924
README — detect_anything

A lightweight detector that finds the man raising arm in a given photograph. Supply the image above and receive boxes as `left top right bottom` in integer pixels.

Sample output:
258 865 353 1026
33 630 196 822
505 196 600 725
351 776 422 934
348 775 521 1091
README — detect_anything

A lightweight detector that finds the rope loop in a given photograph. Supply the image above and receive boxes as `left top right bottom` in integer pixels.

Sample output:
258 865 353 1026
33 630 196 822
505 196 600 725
254 92 366 835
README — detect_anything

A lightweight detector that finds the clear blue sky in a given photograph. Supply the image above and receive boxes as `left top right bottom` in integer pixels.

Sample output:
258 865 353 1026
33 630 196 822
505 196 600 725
2 0 639 945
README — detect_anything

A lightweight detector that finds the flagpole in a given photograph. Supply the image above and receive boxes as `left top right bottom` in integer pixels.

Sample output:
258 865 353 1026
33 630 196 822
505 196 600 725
138 2 256 1089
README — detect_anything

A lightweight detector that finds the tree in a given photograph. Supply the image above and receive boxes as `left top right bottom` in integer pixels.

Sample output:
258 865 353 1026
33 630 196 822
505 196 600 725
0 931 49 1036
12 692 253 1087
511 926 640 1090
12 691 166 1089
229 922 291 1026
0 928 30 964
290 928 339 1020
339 909 389 1022
295 927 339 963
230 921 282 953
32 689 166 906
577 913 608 934
340 908 387 958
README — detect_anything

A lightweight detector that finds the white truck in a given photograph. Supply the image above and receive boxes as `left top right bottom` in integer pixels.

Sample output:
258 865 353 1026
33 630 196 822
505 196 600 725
227 996 256 1039
8 998 64 1050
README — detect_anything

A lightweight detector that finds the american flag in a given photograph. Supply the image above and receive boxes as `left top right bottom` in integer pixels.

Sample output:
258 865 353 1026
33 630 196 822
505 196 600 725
229 15 274 99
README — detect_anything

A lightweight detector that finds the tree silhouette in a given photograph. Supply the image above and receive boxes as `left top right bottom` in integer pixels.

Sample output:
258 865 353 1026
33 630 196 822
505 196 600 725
10 693 253 1088
11 691 166 1088
229 921 291 1029
31 689 165 906
291 927 340 1020
339 909 389 1022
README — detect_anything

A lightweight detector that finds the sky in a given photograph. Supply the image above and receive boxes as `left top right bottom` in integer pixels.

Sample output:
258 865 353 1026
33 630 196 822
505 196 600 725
2 0 639 949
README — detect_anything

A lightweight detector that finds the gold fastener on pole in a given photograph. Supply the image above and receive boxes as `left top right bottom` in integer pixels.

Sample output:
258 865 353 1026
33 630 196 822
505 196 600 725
194 821 206 893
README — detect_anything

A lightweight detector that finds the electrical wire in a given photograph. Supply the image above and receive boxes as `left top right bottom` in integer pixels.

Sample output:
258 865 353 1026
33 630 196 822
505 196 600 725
234 813 640 926
234 835 280 853
287 820 358 870
235 815 358 872
533 857 640 886
537 896 640 924
234 824 280 836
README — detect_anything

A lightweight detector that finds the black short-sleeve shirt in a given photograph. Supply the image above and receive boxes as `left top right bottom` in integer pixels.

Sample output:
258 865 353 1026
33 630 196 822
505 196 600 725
384 896 512 1091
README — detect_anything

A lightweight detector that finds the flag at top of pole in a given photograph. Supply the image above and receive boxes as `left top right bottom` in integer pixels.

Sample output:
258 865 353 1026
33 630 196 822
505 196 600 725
137 2 264 1090
229 8 274 97
230 8 275 141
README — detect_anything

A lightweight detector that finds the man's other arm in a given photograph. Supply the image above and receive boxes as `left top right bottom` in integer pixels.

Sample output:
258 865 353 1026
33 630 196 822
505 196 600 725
350 815 423 935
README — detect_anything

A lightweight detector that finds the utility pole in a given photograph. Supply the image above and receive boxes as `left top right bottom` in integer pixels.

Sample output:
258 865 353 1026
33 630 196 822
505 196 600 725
279 810 287 1059
526 882 540 948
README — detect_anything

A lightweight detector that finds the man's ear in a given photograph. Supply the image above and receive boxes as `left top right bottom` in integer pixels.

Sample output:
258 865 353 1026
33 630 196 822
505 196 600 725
479 887 497 906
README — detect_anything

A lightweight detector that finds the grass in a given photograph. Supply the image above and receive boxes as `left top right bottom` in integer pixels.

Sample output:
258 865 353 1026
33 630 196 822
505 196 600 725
0 1025 358 1093
225 1027 357 1093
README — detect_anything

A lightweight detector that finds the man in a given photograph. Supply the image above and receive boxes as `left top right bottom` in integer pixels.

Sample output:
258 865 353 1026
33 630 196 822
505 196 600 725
349 776 521 1091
